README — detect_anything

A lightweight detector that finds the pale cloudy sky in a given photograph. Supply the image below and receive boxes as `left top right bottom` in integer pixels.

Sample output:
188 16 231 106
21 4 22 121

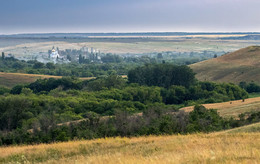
0 0 260 34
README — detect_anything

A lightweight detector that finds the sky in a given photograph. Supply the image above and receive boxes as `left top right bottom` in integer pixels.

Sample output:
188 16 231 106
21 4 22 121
0 0 260 34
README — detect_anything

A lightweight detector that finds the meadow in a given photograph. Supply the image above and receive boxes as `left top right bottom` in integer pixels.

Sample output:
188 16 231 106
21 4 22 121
0 72 95 88
0 131 259 164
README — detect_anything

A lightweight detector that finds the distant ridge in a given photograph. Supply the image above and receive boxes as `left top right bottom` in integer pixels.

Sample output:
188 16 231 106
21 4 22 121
1 32 260 38
190 46 260 84
220 34 260 40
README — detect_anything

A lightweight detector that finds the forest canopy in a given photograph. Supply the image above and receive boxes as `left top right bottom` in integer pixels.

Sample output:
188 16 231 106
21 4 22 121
128 64 196 88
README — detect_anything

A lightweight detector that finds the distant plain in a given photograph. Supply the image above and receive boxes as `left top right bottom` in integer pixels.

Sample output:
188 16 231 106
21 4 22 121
1 33 260 58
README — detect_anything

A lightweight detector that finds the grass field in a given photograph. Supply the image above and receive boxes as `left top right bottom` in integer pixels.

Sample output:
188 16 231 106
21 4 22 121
190 46 260 84
0 72 95 88
0 132 259 164
181 97 260 118
0 72 127 88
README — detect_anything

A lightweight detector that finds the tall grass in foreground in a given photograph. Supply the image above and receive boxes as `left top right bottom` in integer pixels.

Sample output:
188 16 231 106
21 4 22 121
0 133 260 164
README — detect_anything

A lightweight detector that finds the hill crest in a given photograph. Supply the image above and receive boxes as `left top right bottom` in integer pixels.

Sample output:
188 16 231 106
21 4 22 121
190 46 260 83
215 46 260 66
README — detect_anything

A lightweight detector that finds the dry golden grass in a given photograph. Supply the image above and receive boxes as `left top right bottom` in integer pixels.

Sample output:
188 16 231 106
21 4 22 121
213 46 260 66
0 133 260 164
0 72 127 88
0 72 96 87
190 46 260 83
180 97 260 118
0 72 39 87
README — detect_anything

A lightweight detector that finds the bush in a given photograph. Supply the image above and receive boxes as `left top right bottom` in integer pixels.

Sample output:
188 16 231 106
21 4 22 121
0 86 10 95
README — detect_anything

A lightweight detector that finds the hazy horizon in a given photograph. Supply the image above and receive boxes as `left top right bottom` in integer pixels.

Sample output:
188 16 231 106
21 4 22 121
2 31 260 36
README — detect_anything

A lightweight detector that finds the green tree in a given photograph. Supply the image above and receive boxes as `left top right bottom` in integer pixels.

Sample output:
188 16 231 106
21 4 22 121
1 52 4 60
12 62 25 69
0 86 10 95
128 64 196 88
21 88 33 95
157 53 163 59
187 105 224 132
79 54 83 64
46 62 56 69
33 62 44 69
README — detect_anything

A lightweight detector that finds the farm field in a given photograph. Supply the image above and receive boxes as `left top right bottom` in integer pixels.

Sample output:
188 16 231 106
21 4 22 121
0 72 95 88
0 72 127 87
181 97 260 118
0 131 259 164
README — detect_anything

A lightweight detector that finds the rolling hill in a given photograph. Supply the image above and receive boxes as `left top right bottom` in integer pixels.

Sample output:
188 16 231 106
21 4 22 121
190 46 260 84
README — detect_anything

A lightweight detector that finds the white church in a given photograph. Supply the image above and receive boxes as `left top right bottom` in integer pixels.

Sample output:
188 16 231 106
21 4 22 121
50 47 60 59
49 47 60 63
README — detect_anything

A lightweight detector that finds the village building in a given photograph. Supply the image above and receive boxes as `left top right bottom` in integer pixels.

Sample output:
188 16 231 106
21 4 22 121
50 47 60 59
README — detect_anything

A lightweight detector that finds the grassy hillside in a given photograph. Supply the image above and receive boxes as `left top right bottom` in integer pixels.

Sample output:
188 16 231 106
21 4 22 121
0 72 95 88
0 133 259 164
225 122 260 133
181 97 260 118
190 46 260 84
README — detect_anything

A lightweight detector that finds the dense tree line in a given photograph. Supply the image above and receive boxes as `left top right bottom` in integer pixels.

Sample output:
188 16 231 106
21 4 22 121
0 105 259 145
128 64 196 88
161 82 248 104
101 54 123 63
239 81 260 93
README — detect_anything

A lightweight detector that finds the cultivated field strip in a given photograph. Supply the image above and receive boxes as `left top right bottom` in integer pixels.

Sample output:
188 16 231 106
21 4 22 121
181 97 260 117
